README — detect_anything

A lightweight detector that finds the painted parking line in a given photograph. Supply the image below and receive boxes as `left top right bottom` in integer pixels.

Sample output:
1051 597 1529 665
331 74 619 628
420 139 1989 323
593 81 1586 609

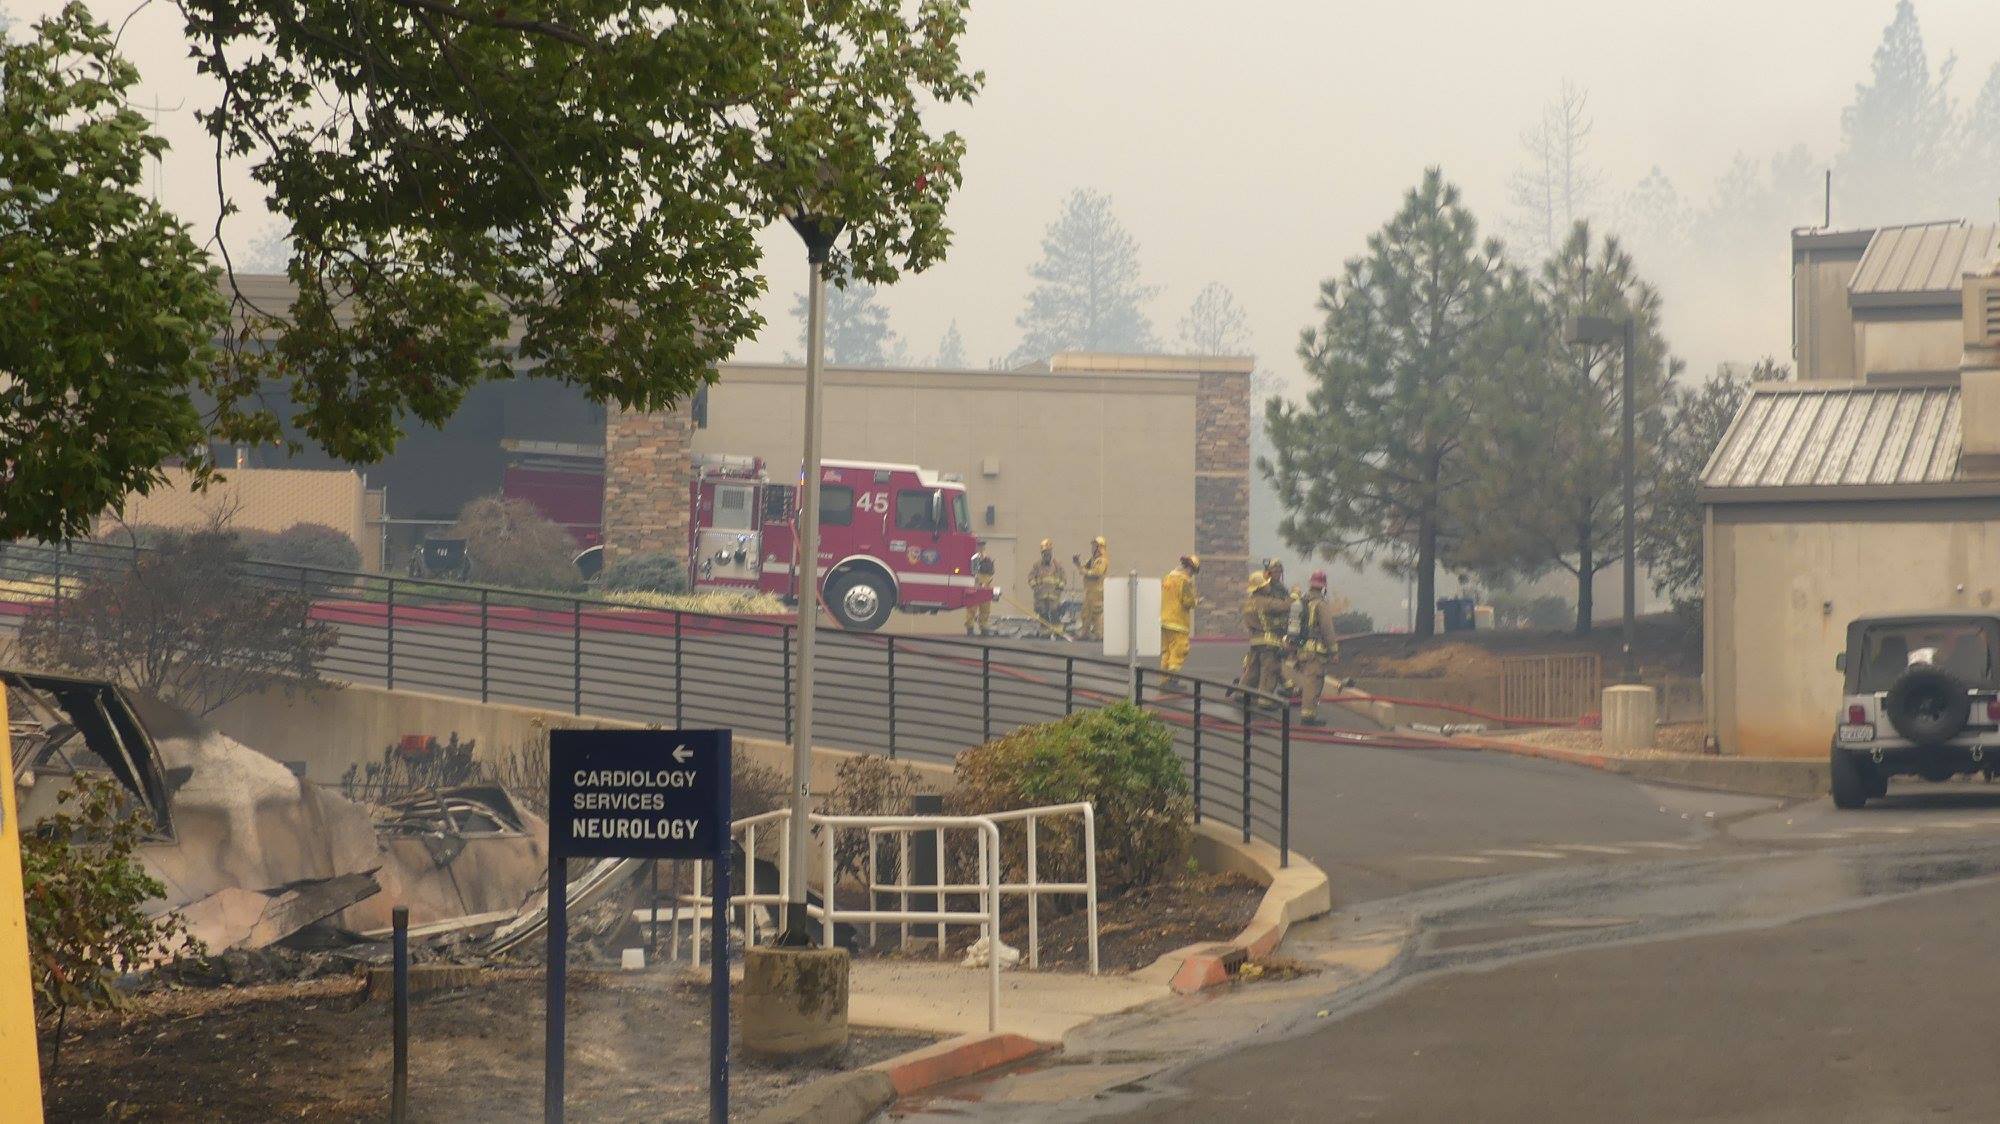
1481 849 1566 860
1545 844 1632 855
1414 855 1495 865
1619 841 1700 851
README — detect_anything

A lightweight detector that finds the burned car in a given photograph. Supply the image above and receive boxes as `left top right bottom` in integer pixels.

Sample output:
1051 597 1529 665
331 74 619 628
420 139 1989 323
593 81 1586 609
1831 613 2000 808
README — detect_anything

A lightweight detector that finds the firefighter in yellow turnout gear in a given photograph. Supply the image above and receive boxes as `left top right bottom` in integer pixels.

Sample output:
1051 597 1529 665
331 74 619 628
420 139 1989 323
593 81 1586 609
1075 537 1109 641
1293 570 1341 725
1028 539 1067 637
1240 571 1289 705
965 540 995 636
1159 554 1200 679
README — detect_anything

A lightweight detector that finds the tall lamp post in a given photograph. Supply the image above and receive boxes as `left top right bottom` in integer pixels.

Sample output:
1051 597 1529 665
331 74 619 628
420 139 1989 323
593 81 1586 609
780 210 843 944
1567 314 1639 685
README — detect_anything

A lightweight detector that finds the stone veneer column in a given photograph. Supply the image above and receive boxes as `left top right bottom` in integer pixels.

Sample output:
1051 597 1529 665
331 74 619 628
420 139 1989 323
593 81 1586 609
602 406 694 565
1194 369 1250 637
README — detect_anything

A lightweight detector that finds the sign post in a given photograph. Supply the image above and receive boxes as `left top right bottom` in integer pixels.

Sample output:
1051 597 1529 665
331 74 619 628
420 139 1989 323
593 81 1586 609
546 729 733 1124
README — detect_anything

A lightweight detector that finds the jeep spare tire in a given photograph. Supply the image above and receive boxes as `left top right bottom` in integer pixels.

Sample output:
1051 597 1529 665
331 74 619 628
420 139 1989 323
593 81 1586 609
1883 665 1972 745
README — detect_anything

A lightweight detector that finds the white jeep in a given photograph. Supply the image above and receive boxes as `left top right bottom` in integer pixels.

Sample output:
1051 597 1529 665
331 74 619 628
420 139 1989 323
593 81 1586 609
1831 613 2000 809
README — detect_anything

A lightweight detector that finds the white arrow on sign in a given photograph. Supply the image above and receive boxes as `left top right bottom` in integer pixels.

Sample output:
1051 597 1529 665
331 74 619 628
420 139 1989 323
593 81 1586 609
672 745 693 765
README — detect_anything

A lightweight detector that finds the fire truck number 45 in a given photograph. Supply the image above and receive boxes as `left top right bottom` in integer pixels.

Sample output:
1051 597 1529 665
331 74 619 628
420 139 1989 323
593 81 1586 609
854 491 890 516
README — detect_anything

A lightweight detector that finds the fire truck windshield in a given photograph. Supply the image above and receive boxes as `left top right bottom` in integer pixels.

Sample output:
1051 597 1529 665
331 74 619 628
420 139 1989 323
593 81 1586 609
950 491 969 532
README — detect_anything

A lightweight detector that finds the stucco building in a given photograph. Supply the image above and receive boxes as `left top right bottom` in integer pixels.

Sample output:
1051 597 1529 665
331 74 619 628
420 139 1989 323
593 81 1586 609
1703 221 2000 757
607 353 1253 636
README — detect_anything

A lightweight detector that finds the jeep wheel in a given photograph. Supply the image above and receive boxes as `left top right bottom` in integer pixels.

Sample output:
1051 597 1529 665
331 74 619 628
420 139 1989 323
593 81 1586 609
1884 665 1972 745
826 570 894 632
1830 746 1873 810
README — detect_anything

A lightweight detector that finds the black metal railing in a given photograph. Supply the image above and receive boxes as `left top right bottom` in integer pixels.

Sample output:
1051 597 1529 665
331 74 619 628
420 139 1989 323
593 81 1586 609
0 539 1293 862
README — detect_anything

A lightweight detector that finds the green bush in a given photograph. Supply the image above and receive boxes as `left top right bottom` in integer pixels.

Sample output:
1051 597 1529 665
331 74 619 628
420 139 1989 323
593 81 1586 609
1332 609 1374 635
22 773 198 1065
600 551 690 595
947 702 1191 891
247 522 363 572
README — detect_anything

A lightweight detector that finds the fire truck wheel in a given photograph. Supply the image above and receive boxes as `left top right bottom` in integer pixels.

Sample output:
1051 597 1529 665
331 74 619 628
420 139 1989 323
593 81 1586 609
827 570 894 632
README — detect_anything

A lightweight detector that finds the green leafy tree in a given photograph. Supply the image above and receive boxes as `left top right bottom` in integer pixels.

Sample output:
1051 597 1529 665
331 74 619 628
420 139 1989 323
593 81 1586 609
1642 358 1785 601
791 275 904 365
1837 0 1956 224
0 8 236 542
7 2 979 544
1263 169 1510 637
1456 222 1680 634
22 772 198 1069
1014 189 1158 360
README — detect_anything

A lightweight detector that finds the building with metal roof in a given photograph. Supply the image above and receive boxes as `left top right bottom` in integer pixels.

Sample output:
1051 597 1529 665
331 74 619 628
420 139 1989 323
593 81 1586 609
1703 230 2000 759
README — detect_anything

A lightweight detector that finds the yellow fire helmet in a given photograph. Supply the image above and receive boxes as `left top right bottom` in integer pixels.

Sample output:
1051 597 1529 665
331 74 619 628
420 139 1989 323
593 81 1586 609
1248 571 1270 593
1183 553 1201 572
1093 536 1106 547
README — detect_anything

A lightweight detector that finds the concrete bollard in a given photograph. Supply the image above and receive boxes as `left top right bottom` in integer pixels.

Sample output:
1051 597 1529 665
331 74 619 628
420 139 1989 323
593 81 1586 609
1602 684 1658 753
741 945 850 1064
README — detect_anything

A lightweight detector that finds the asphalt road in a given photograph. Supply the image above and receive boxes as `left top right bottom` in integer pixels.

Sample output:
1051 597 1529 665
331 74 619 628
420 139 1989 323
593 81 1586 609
1094 833 2000 1124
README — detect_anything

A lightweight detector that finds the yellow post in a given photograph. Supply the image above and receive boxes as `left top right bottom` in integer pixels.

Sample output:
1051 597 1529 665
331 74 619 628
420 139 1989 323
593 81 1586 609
0 691 46 1118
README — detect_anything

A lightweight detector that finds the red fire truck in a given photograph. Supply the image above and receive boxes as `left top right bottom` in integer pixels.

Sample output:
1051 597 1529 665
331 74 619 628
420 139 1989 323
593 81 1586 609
690 454 996 631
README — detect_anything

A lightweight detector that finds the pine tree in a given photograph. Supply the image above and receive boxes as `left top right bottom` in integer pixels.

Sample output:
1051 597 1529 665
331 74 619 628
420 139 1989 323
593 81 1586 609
1509 82 1602 263
1618 167 1690 261
1013 189 1158 361
1956 64 2000 219
1837 0 1956 224
1642 359 1785 602
1456 222 1680 634
1264 169 1510 637
792 276 903 366
933 320 968 367
1177 282 1251 355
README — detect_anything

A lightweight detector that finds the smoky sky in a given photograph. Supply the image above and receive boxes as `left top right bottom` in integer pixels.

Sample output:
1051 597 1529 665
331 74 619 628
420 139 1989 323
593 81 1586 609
20 0 2000 620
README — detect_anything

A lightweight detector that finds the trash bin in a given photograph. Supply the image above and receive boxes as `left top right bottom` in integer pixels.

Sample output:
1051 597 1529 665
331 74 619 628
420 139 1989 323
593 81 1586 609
1439 597 1477 633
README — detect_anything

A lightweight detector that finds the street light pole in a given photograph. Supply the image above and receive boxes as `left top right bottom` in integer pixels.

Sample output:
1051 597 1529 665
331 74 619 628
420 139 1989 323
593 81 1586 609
782 219 838 943
1620 317 1637 686
1567 313 1641 684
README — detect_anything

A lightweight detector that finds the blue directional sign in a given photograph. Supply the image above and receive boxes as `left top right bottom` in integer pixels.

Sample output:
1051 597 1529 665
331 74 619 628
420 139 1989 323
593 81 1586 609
549 729 729 861
545 727 732 1124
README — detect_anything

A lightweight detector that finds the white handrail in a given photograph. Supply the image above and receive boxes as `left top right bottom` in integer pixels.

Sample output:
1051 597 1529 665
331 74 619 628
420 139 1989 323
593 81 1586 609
660 803 1095 1033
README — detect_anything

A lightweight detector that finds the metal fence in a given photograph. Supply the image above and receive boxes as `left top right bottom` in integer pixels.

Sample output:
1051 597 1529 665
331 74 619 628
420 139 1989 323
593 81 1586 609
0 539 1291 861
1501 653 1603 721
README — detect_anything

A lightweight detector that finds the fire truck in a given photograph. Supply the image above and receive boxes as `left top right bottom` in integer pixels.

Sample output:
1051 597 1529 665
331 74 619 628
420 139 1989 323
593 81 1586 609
690 454 996 631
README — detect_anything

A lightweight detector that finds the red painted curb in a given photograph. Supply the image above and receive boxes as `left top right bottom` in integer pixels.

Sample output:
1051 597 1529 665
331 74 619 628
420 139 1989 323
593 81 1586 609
1169 954 1230 995
873 1032 1049 1096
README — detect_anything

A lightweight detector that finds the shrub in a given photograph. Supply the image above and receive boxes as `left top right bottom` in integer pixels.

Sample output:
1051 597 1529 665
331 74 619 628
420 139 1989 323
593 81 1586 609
821 755 920 883
600 551 690 595
1332 609 1374 635
947 702 1191 891
18 528 334 716
22 773 198 1067
452 494 582 592
250 522 363 572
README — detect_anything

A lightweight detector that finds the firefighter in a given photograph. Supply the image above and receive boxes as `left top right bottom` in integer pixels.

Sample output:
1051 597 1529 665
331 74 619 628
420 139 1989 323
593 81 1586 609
1074 536 1109 641
1240 571 1288 706
1028 539 1067 637
1293 570 1341 726
1253 558 1299 697
965 540 996 636
1159 554 1200 680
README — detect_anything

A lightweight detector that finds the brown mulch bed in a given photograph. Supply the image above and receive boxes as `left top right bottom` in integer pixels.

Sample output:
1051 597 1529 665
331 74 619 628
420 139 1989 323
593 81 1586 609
851 871 1266 974
40 970 934 1122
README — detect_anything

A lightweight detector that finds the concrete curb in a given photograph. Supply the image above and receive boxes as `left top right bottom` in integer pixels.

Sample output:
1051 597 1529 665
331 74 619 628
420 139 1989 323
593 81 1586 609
1455 734 1829 800
747 1032 1049 1124
1134 824 1334 994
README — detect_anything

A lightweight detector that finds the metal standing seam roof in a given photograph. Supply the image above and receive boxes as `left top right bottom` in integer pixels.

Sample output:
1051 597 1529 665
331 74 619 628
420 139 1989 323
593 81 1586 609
1849 221 2000 303
1701 383 1973 497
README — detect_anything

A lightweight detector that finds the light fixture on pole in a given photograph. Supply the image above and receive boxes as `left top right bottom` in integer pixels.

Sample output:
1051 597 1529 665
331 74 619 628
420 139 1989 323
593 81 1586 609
1566 313 1639 685
779 201 844 945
